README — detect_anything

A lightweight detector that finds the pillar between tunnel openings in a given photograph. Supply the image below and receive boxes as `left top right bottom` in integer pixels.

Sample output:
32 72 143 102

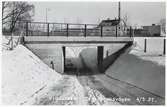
62 46 66 72
97 46 104 73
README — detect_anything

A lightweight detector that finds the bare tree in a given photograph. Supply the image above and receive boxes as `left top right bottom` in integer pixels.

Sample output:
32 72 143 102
97 18 101 24
159 18 166 34
76 17 83 28
122 13 129 27
2 1 34 33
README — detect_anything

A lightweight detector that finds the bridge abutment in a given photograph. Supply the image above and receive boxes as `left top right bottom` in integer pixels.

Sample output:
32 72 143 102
24 36 133 74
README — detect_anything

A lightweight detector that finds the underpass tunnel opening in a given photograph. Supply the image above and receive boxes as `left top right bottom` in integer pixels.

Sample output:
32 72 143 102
64 46 84 74
62 45 105 75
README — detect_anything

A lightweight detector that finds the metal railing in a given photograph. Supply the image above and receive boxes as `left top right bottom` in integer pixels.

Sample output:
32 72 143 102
3 21 133 37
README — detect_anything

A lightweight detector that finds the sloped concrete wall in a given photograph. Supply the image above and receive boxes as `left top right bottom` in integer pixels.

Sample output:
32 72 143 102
103 42 133 70
78 43 131 73
26 44 64 74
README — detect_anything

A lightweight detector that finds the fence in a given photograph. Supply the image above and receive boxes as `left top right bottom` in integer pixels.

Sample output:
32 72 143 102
134 37 166 55
3 21 133 37
131 25 165 37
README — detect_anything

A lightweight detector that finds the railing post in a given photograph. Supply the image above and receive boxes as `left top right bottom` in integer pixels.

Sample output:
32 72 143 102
62 46 66 72
66 24 69 37
130 26 132 37
26 22 28 36
47 23 49 36
101 26 103 37
163 39 166 55
144 38 147 53
84 24 87 37
116 25 118 37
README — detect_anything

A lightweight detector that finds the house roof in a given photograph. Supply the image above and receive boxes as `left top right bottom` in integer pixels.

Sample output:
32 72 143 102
99 19 120 26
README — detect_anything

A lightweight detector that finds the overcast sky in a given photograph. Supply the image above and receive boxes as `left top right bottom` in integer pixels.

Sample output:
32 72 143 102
32 2 165 26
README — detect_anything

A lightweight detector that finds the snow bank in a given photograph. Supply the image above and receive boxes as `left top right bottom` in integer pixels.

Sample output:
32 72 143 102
105 45 165 97
2 45 62 105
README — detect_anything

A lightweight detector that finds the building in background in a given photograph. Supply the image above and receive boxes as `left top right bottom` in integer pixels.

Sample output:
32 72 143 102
143 24 161 36
134 24 162 37
98 18 127 36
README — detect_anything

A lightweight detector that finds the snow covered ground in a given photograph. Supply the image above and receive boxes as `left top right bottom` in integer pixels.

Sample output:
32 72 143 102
2 44 62 105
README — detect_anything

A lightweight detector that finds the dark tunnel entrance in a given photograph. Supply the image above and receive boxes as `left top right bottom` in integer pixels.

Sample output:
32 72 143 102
62 46 104 76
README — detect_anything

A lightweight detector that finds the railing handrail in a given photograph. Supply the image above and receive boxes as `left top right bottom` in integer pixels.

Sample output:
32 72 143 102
5 20 99 26
3 20 133 37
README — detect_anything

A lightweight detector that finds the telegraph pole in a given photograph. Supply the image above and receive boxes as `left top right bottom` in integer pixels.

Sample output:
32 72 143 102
46 8 48 23
118 2 121 21
45 8 51 23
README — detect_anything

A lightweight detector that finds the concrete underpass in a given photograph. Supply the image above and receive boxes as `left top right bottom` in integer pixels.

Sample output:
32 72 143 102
23 36 164 105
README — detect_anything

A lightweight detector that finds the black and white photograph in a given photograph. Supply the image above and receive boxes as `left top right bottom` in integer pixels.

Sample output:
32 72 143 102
1 0 166 105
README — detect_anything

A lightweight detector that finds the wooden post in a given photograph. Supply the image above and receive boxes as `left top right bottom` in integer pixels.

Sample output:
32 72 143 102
26 22 28 36
101 26 103 37
144 39 147 53
116 25 118 37
97 46 104 73
66 24 69 37
163 39 166 55
20 36 25 45
62 46 66 72
50 61 54 70
47 23 49 36
84 24 87 37
10 33 13 50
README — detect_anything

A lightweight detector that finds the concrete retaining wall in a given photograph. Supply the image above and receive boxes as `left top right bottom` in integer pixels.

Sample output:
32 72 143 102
25 44 64 74
103 42 133 71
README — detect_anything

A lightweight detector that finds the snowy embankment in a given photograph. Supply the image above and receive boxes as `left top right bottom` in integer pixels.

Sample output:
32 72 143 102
2 44 62 105
105 38 165 98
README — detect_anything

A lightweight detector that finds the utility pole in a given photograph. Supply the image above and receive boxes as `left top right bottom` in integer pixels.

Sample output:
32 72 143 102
46 8 48 23
46 8 50 23
118 2 121 21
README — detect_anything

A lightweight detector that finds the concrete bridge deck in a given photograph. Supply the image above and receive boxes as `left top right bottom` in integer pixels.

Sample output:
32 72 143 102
24 36 134 45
